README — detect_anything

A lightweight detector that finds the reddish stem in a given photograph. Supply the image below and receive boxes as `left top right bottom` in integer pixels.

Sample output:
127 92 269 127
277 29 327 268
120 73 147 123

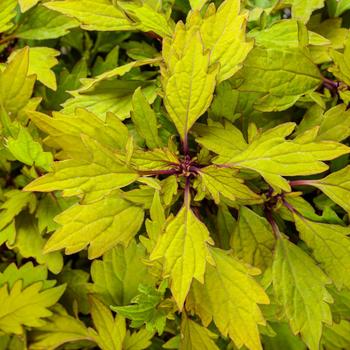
289 179 315 187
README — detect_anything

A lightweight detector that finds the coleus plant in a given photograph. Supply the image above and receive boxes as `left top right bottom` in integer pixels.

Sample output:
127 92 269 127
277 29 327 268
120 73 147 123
1 0 350 349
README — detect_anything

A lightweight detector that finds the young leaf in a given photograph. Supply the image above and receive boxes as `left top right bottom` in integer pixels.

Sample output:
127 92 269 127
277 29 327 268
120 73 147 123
188 248 269 350
150 203 214 309
199 0 253 82
0 0 17 32
272 236 333 350
43 192 144 259
294 215 350 289
231 206 275 270
162 24 218 140
44 0 132 31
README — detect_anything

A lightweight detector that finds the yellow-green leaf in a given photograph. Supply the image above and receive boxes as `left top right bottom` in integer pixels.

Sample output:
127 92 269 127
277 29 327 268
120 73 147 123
0 0 17 32
18 0 39 12
150 204 214 309
188 248 269 350
272 236 333 350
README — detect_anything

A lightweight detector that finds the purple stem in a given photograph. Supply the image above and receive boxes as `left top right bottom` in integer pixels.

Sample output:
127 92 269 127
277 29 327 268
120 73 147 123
264 207 281 238
182 133 189 156
139 169 179 176
289 179 315 187
184 176 191 208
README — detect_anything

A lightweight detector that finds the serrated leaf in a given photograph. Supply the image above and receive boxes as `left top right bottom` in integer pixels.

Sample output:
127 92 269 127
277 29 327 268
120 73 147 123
91 240 156 306
29 307 93 350
188 248 269 350
131 148 179 171
198 166 261 204
0 280 65 335
272 236 333 350
231 46 322 111
307 165 350 213
123 328 154 350
43 192 144 259
25 136 138 203
162 24 218 139
131 87 160 149
193 121 248 158
150 203 214 309
0 47 36 115
44 0 132 31
199 0 253 82
180 315 219 350
6 126 53 171
0 0 17 32
282 0 324 23
294 215 350 289
118 2 173 38
28 109 128 158
216 123 350 191
231 206 275 270
16 6 79 39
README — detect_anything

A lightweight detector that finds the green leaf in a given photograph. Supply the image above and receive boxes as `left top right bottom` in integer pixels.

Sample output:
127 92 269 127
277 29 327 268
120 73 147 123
91 240 156 306
131 87 160 149
322 320 350 350
188 248 269 350
150 203 214 309
162 23 218 139
216 123 350 191
231 46 322 111
272 236 333 350
43 192 144 259
180 315 219 350
16 6 79 40
332 0 350 16
282 0 325 23
6 126 53 171
294 215 350 289
123 328 154 350
189 0 208 10
18 0 39 12
231 206 275 270
0 0 17 33
0 47 36 115
193 121 248 158
0 280 65 335
25 135 138 203
329 37 350 85
198 166 262 204
44 0 132 31
89 295 126 350
111 283 168 334
118 2 173 38
29 306 93 350
199 0 253 82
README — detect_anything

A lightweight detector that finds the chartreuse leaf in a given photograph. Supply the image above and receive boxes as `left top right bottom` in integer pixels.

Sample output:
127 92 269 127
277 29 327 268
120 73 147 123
123 328 154 350
0 47 36 115
329 37 350 86
43 192 144 259
18 0 39 12
294 215 350 289
188 248 269 350
89 295 125 350
306 165 350 213
6 126 53 171
25 136 138 202
280 0 324 23
190 0 208 10
16 6 79 39
231 46 322 111
322 320 350 350
150 196 214 309
29 306 93 350
118 2 173 38
180 314 219 350
28 109 128 158
231 206 275 270
331 0 350 16
216 123 350 191
0 278 65 334
131 148 179 171
272 236 333 350
162 23 218 140
91 240 156 306
0 0 17 32
44 0 133 31
9 47 59 90
198 166 262 204
131 87 161 149
193 121 248 158
199 0 253 82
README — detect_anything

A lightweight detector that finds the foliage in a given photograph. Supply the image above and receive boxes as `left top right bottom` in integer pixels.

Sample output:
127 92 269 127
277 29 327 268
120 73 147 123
1 0 350 349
